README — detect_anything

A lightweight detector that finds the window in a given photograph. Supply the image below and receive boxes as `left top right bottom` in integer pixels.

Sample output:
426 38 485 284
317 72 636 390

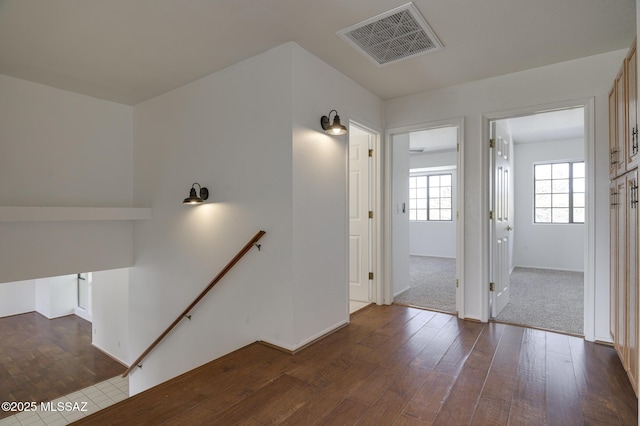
534 161 585 223
409 174 452 221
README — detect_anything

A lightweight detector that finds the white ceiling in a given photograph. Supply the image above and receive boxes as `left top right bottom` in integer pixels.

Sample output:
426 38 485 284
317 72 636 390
0 0 635 105
504 108 585 144
410 126 457 152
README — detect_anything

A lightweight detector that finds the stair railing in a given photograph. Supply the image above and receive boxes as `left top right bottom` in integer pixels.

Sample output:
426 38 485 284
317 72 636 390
122 230 266 378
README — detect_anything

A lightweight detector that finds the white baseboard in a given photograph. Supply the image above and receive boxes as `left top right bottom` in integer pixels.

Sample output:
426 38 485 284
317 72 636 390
514 264 584 273
409 254 456 259
74 307 92 322
593 333 613 344
260 319 348 352
91 342 129 367
394 286 410 297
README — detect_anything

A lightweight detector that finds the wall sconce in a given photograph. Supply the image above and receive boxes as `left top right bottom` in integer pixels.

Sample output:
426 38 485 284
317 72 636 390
321 110 348 135
183 183 209 205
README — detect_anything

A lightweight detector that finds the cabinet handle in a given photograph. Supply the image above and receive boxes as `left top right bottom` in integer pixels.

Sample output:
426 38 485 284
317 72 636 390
611 190 619 207
611 148 619 166
633 125 639 155
632 183 639 208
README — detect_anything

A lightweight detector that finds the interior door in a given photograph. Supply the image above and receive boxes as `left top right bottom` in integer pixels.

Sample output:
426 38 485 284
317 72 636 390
349 129 371 302
490 122 513 318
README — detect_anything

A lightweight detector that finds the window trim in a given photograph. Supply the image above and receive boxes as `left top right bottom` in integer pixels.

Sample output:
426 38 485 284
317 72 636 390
533 160 585 224
409 171 453 222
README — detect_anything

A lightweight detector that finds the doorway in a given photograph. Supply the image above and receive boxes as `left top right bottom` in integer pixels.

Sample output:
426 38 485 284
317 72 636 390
385 120 464 316
489 106 587 335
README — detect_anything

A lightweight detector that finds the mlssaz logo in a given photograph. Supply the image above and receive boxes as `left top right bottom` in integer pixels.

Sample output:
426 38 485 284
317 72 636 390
40 401 89 412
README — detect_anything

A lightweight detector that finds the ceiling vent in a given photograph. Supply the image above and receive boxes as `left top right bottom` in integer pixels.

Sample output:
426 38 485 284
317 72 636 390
338 3 443 66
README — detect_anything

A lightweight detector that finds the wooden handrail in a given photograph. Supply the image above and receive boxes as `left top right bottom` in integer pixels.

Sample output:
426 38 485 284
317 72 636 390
122 230 266 378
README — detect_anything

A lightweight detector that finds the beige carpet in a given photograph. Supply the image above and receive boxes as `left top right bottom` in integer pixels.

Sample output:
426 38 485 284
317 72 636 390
396 258 584 335
394 256 456 313
496 267 584 335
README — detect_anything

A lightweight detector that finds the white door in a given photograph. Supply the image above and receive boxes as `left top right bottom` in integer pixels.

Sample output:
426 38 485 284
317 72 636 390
490 122 513 317
349 128 372 302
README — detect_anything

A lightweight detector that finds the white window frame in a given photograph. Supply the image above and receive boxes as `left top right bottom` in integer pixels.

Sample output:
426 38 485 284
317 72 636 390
409 170 453 222
533 160 585 224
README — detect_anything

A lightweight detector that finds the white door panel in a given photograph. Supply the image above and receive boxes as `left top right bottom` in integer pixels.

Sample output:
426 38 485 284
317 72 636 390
349 130 371 302
491 122 513 317
349 235 361 283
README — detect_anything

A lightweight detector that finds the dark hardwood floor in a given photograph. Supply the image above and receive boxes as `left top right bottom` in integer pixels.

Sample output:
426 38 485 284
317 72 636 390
0 312 125 419
73 305 637 425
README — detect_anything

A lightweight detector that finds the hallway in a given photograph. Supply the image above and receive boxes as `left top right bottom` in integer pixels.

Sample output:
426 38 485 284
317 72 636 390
74 305 636 425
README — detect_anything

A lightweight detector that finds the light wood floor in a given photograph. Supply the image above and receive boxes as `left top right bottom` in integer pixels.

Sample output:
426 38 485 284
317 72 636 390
0 312 125 420
74 305 637 425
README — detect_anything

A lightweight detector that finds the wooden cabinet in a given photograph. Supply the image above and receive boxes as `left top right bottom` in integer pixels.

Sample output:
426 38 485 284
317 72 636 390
610 83 620 179
610 170 639 394
611 65 626 178
611 176 627 364
627 170 638 392
610 41 639 179
627 43 639 171
609 39 639 397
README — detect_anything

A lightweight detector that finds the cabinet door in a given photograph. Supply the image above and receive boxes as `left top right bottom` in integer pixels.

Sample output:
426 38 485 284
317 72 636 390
616 66 627 177
627 170 638 393
610 86 619 179
627 44 639 171
615 175 627 365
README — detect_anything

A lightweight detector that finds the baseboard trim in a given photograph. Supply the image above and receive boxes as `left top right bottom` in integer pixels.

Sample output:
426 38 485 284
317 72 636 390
394 286 410 297
513 265 584 273
259 340 296 355
259 320 349 355
74 307 92 322
409 254 456 259
91 343 129 367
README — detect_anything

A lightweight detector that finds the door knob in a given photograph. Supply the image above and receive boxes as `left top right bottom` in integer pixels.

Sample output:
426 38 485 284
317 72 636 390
506 225 513 231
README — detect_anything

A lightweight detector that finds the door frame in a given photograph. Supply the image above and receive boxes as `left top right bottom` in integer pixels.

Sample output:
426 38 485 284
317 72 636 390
384 117 466 319
481 97 596 340
348 120 382 306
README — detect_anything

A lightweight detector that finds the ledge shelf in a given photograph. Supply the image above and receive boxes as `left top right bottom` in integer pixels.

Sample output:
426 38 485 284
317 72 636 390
0 207 152 223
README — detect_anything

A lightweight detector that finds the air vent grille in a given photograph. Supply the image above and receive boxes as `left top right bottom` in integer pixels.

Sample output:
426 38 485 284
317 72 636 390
338 3 443 66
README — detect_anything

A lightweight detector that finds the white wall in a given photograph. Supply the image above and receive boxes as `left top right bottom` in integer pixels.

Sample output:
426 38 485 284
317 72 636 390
385 49 627 341
392 134 410 296
290 44 384 344
410 150 457 169
0 275 83 320
513 138 584 271
92 268 129 365
131 42 383 394
0 221 135 283
131 44 293 394
0 74 135 283
409 150 457 258
0 280 35 317
35 274 77 319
